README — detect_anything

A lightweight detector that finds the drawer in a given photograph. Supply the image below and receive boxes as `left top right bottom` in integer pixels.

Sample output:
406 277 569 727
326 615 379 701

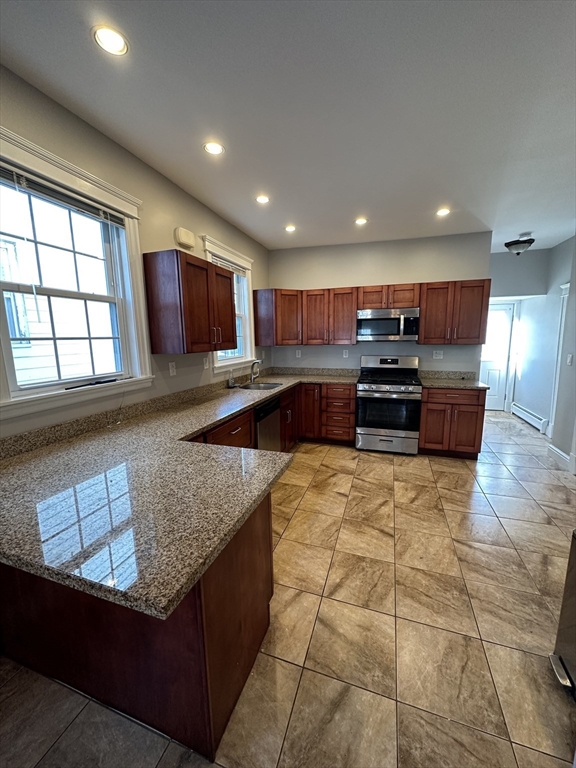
206 410 254 448
322 397 355 413
321 383 356 399
425 388 483 406
322 426 355 441
322 412 355 428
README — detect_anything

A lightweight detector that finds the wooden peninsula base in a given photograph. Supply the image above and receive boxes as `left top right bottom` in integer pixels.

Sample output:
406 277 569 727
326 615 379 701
0 495 273 762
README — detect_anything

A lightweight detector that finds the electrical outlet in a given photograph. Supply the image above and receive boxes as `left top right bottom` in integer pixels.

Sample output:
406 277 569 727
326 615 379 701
203 357 209 369
169 361 177 377
343 349 349 358
433 350 444 359
568 353 574 366
261 350 266 360
296 349 301 358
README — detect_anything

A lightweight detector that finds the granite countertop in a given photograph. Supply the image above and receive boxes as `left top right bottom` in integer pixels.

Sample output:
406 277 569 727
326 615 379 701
420 378 490 390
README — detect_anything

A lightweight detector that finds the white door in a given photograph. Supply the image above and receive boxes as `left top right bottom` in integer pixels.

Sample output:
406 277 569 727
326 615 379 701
480 304 514 410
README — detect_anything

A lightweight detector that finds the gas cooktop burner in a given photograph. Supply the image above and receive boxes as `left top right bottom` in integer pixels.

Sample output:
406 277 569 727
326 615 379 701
358 374 422 386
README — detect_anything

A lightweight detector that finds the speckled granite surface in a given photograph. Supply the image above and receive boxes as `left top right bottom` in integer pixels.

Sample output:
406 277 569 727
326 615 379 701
420 378 489 390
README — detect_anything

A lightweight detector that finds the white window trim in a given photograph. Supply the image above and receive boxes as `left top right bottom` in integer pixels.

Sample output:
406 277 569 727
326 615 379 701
0 128 154 421
203 236 257 372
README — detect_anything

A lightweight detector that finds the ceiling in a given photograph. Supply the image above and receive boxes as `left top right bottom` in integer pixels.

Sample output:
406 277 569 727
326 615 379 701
0 0 574 252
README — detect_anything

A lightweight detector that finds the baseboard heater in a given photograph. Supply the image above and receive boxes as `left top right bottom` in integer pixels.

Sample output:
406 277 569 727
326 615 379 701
510 402 549 433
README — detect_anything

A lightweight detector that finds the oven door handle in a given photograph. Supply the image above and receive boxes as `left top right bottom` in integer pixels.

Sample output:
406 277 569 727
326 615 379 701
357 391 422 400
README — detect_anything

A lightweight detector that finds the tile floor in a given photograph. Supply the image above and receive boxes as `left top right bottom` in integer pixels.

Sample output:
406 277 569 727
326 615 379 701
2 412 576 768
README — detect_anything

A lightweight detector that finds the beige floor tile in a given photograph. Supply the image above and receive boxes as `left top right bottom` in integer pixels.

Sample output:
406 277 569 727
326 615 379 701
538 502 576 528
336 518 394 562
394 480 441 508
283 509 341 549
520 481 576 506
454 540 538 593
273 539 333 594
272 512 290 536
353 461 394 493
549 470 576 490
310 467 354 496
394 464 436 486
468 462 516 479
395 530 460 576
320 454 358 475
271 482 306 510
324 551 395 614
356 450 395 464
216 653 301 768
433 470 481 493
429 457 473 474
396 619 507 737
297 486 348 517
305 598 396 697
486 495 553 523
509 466 565 486
278 670 397 768
444 510 513 547
394 454 432 469
518 551 569 602
289 451 324 470
513 744 572 768
296 442 330 458
474 452 505 465
395 503 451 537
485 643 576 762
325 445 360 459
395 565 478 636
278 463 317 488
491 443 529 454
499 519 571 557
438 488 496 515
260 585 321 665
398 704 517 768
344 489 394 526
498 453 547 468
475 476 531 499
272 535 280 549
466 581 557 655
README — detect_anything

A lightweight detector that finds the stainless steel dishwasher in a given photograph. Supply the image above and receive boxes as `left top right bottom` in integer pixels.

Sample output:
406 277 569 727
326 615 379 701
255 397 281 451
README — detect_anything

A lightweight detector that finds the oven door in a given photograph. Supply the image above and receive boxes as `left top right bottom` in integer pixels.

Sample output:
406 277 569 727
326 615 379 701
356 391 421 437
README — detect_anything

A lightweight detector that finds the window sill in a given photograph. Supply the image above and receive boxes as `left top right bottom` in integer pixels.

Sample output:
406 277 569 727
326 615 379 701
0 375 155 421
212 357 258 373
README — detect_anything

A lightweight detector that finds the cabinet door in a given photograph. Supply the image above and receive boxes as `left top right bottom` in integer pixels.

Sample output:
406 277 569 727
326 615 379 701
329 288 357 345
388 283 420 308
419 403 451 450
449 405 484 453
211 265 237 351
281 391 297 451
299 384 321 439
357 285 387 310
303 289 329 344
418 282 455 345
451 279 491 345
275 290 302 345
206 411 255 448
182 253 216 353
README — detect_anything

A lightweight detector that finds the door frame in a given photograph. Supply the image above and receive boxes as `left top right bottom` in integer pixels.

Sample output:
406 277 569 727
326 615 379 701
481 301 516 412
548 283 570 437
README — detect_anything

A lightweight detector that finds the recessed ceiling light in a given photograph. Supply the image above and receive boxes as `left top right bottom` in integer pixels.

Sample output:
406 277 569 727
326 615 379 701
355 217 368 225
256 195 270 204
203 142 225 155
436 207 451 216
285 225 296 232
93 27 128 55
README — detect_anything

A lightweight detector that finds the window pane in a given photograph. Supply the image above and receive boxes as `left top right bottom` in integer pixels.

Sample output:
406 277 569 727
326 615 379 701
38 244 77 291
31 196 72 249
0 184 33 239
0 237 39 285
4 292 52 338
56 339 93 379
77 254 109 295
51 297 88 337
71 212 104 258
12 339 58 385
87 301 117 336
92 338 122 374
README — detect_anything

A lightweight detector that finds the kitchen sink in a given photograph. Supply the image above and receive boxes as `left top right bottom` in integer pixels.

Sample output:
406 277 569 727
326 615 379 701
241 382 283 390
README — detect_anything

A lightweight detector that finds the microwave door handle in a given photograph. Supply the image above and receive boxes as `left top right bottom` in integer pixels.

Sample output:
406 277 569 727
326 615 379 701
399 314 405 337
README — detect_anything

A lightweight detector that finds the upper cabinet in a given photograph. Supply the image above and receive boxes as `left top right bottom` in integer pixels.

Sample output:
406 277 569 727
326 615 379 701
144 249 237 355
357 283 420 310
254 289 302 346
303 289 329 344
419 279 491 345
329 287 357 344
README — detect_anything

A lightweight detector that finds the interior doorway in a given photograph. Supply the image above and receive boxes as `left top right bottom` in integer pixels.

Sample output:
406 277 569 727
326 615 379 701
480 303 514 411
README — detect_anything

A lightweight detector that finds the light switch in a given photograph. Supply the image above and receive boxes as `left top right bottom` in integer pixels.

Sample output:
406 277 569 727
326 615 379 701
568 354 574 366
296 349 301 358
343 349 349 358
433 350 444 359
203 358 209 369
169 362 176 376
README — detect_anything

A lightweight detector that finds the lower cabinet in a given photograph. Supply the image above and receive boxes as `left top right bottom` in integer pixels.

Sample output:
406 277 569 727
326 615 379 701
205 410 255 449
299 384 322 439
419 388 485 455
280 388 299 451
320 383 356 441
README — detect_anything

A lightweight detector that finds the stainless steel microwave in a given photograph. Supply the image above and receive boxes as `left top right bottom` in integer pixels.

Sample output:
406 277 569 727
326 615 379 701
356 308 420 342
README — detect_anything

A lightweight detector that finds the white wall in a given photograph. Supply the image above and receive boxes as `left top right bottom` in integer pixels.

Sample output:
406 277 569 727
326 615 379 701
269 232 492 289
0 66 270 437
489 249 549 298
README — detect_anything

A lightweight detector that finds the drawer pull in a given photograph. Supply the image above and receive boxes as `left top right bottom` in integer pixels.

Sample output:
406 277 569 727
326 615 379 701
332 430 344 434
230 427 242 434
332 416 344 420
445 394 459 397
332 388 345 391
332 402 344 406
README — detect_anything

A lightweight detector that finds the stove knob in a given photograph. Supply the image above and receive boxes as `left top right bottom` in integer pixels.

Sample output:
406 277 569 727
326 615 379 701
385 386 390 391
371 385 376 390
400 386 405 391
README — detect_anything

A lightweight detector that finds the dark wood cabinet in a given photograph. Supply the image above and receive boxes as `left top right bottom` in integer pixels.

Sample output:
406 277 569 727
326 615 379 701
280 388 298 451
357 283 420 310
329 287 357 345
253 289 302 346
303 289 330 345
299 384 321 439
419 279 490 345
144 250 237 355
320 383 356 441
205 411 255 449
420 388 485 455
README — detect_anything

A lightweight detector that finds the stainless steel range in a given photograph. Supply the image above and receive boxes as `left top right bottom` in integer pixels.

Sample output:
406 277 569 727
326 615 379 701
355 356 422 455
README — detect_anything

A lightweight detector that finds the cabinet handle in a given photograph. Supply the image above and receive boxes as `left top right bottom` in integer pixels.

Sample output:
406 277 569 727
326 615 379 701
454 408 458 422
315 388 318 400
332 430 344 434
332 416 344 420
453 327 457 340
332 402 344 406
218 327 223 343
324 329 328 343
230 427 242 434
447 408 451 422
447 327 451 340
333 388 344 392
287 409 292 423
330 329 334 342
213 327 217 344
445 394 459 398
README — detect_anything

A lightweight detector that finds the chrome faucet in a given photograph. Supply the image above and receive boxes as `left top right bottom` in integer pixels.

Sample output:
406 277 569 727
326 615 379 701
250 359 262 383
